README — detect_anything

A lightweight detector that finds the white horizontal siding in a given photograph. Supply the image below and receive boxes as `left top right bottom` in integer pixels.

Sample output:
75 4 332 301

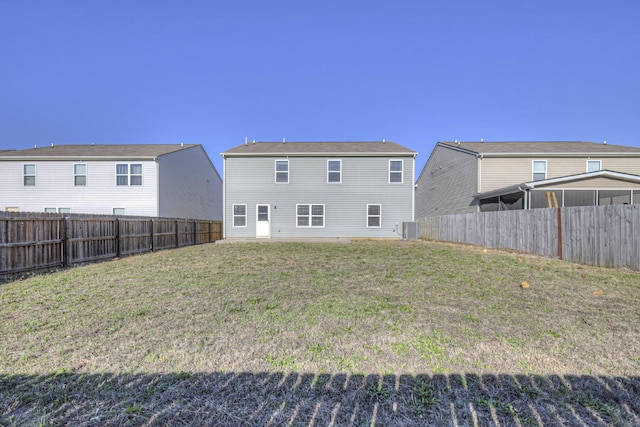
0 160 158 215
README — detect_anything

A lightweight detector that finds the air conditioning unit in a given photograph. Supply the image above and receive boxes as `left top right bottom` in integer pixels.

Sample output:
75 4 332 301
402 221 418 241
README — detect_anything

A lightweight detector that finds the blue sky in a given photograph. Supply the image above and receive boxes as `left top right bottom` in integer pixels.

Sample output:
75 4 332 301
2 1 639 175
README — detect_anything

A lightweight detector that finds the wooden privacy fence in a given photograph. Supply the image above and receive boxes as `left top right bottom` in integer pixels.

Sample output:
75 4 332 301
418 204 640 271
1 212 222 276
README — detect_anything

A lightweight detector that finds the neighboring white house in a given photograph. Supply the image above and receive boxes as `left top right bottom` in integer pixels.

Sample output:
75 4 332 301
221 141 417 239
0 144 222 219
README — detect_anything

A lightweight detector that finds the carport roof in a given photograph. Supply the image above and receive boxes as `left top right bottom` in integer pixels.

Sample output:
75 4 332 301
475 170 640 199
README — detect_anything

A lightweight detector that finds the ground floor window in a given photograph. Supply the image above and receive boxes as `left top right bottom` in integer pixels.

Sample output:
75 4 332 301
297 204 324 227
233 204 247 227
367 204 381 227
113 208 126 215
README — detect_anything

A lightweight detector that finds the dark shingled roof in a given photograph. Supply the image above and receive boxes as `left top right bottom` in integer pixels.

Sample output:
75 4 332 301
222 141 416 156
439 141 640 155
0 144 199 158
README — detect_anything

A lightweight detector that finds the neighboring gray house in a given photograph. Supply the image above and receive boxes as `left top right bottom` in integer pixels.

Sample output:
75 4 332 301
0 144 222 219
416 141 640 218
221 141 417 239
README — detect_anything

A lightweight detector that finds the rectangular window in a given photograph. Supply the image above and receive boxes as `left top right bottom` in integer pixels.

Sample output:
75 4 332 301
297 204 324 227
113 208 126 215
44 208 57 213
532 160 547 181
327 159 342 183
116 163 143 186
275 160 289 183
233 204 247 227
24 164 36 186
389 160 403 183
58 208 71 213
74 164 87 186
587 160 601 172
367 204 382 227
45 207 71 213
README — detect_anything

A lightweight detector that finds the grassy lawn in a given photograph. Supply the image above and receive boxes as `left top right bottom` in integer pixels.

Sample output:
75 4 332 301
1 240 639 426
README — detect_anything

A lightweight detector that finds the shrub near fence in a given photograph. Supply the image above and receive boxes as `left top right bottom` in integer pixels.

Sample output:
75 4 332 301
418 204 640 271
0 212 222 277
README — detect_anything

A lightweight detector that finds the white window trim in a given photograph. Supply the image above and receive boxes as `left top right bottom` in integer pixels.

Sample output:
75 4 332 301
587 159 602 172
367 204 382 228
389 159 403 184
275 159 289 184
327 159 342 184
296 204 325 228
74 163 87 186
24 163 36 186
116 163 143 186
532 160 547 181
232 204 248 227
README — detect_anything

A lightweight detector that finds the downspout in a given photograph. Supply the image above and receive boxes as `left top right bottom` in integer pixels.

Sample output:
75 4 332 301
221 154 226 239
411 155 416 221
477 154 483 213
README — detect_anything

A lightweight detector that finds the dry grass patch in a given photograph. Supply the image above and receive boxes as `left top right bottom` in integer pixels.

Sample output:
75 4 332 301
1 240 639 425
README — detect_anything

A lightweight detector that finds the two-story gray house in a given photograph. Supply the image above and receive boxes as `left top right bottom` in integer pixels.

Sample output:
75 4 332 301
221 141 417 239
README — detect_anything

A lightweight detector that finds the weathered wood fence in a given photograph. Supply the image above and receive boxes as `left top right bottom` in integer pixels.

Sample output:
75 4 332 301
418 204 640 271
0 212 222 276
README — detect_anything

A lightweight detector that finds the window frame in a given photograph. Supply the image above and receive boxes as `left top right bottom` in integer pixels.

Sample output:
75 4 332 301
116 163 143 186
232 204 247 227
23 164 36 186
532 160 547 181
389 159 403 183
74 163 87 186
275 159 289 184
113 208 126 215
327 159 342 183
587 159 602 173
367 204 382 228
296 204 325 228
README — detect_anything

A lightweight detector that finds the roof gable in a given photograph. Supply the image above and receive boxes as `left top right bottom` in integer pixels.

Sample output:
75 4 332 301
222 141 416 156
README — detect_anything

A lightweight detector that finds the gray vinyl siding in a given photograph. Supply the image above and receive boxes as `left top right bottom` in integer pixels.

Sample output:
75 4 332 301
415 145 478 218
224 156 414 238
157 146 222 219
0 160 158 215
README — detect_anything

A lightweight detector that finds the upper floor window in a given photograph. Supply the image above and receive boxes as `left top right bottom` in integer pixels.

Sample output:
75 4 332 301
275 160 289 183
233 204 247 227
587 160 601 172
389 160 403 183
327 160 342 183
532 160 547 181
116 163 143 186
74 164 87 186
297 204 324 227
24 164 36 186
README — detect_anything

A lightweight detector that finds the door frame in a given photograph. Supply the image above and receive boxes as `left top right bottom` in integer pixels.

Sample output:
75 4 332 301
255 204 271 238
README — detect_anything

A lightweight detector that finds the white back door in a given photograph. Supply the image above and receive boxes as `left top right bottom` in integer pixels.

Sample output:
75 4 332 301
256 204 271 238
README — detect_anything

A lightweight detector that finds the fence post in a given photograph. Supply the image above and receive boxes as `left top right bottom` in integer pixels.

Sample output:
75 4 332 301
557 208 563 260
176 219 180 248
115 218 121 258
64 217 71 267
150 219 155 252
